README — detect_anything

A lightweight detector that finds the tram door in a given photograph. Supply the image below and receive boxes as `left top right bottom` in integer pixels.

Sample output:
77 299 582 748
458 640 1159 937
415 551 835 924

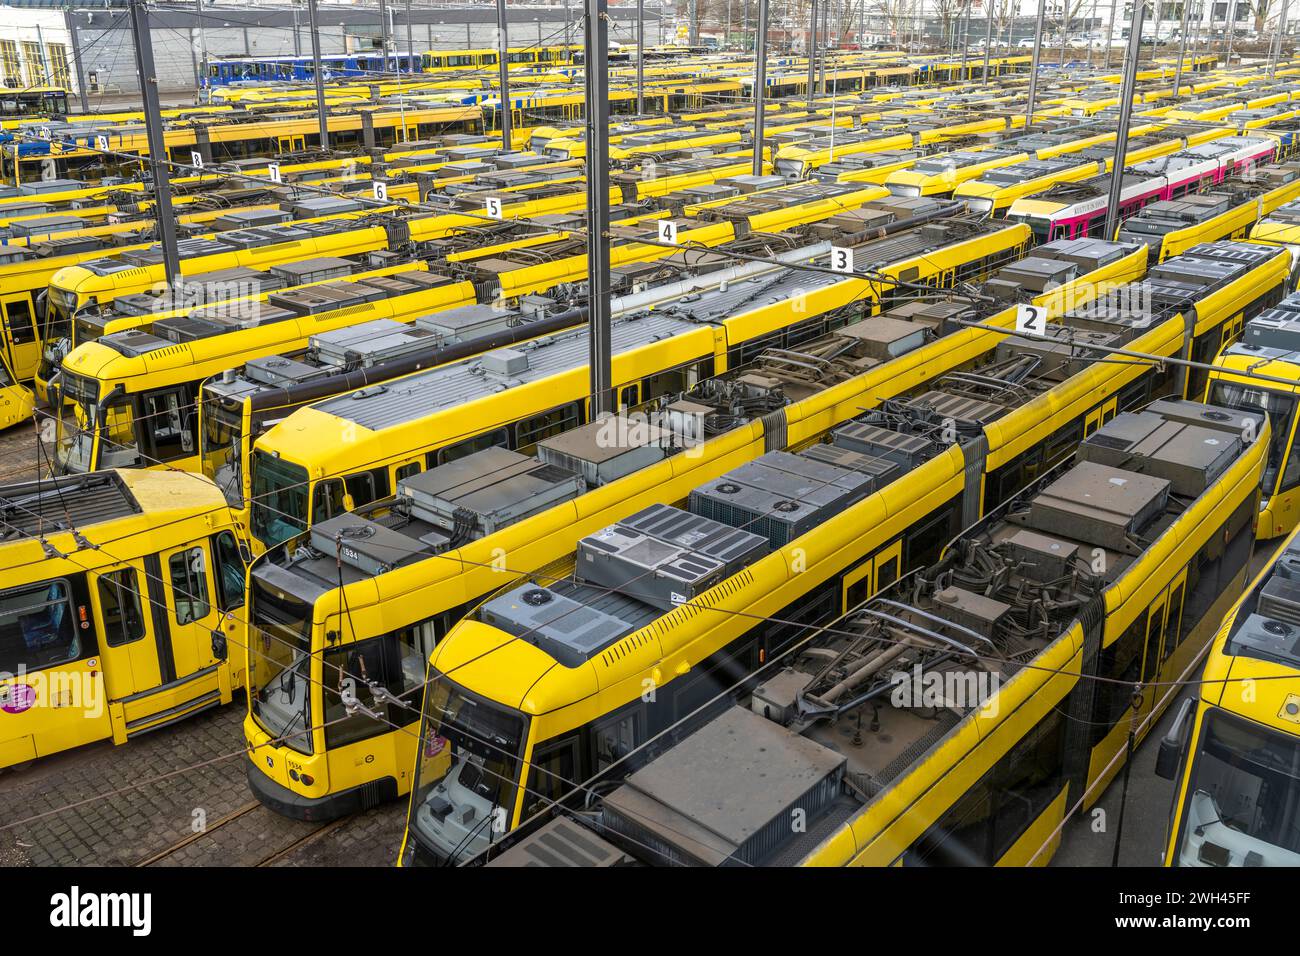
97 543 227 738
94 562 161 699
1 294 38 382
1133 569 1187 726
841 540 903 614
156 543 224 682
1138 569 1187 725
1083 397 1118 437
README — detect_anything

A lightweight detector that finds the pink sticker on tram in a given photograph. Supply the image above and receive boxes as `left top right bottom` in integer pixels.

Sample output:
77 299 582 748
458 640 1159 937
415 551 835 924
424 734 448 758
0 684 36 714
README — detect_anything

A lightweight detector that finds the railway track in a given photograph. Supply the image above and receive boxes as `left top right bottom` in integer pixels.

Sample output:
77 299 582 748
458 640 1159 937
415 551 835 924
133 801 356 868
253 815 354 867
132 801 261 867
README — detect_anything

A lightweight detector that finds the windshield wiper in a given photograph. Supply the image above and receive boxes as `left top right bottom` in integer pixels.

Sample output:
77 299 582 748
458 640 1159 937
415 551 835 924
272 705 306 748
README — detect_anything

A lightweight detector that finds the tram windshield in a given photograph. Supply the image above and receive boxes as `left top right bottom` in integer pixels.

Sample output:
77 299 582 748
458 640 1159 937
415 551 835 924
1207 379 1299 495
1174 709 1300 867
248 574 314 754
407 674 526 863
250 450 309 547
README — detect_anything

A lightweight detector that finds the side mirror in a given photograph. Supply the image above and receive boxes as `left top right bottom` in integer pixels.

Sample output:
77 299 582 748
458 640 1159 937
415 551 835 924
1155 697 1196 780
211 630 228 662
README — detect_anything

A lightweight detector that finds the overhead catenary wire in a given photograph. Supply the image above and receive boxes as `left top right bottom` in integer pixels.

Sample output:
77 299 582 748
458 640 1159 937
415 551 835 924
10 41 1300 842
0 440 1290 857
7 280 1289 827
0 321 1284 853
31 227 1296 564
27 115 1294 512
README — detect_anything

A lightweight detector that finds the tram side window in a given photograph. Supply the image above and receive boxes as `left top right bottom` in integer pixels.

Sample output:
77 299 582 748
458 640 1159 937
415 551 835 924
987 421 1078 509
322 628 428 749
1186 495 1251 655
312 478 345 524
138 387 197 463
671 645 755 725
1161 578 1186 665
1178 547 1212 654
520 735 581 819
515 402 582 449
97 569 145 647
767 580 839 656
903 777 994 865
324 639 385 749
988 709 1065 859
169 548 210 626
0 579 81 672
904 500 960 569
643 367 686 400
432 428 509 467
211 531 246 613
1090 615 1145 746
344 469 390 509
1221 498 1255 591
388 624 430 726
903 709 1065 866
1117 374 1153 412
593 709 641 773
1279 425 1300 492
785 313 832 349
732 330 782 366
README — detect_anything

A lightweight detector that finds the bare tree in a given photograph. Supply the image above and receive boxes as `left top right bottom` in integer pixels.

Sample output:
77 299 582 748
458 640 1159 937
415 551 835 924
1057 0 1090 57
862 0 910 41
835 0 872 44
933 0 964 45
992 0 1017 45
1242 0 1275 33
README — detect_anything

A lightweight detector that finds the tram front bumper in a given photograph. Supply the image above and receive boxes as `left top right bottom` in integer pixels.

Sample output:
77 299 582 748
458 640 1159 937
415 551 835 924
246 763 398 822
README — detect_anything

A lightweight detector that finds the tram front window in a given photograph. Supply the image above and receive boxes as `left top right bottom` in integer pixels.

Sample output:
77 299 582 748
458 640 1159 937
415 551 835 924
72 316 96 349
1006 211 1050 243
249 574 314 754
407 675 525 864
1207 380 1298 494
55 374 141 473
53 371 98 473
249 450 308 547
1174 709 1300 867
40 287 78 381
